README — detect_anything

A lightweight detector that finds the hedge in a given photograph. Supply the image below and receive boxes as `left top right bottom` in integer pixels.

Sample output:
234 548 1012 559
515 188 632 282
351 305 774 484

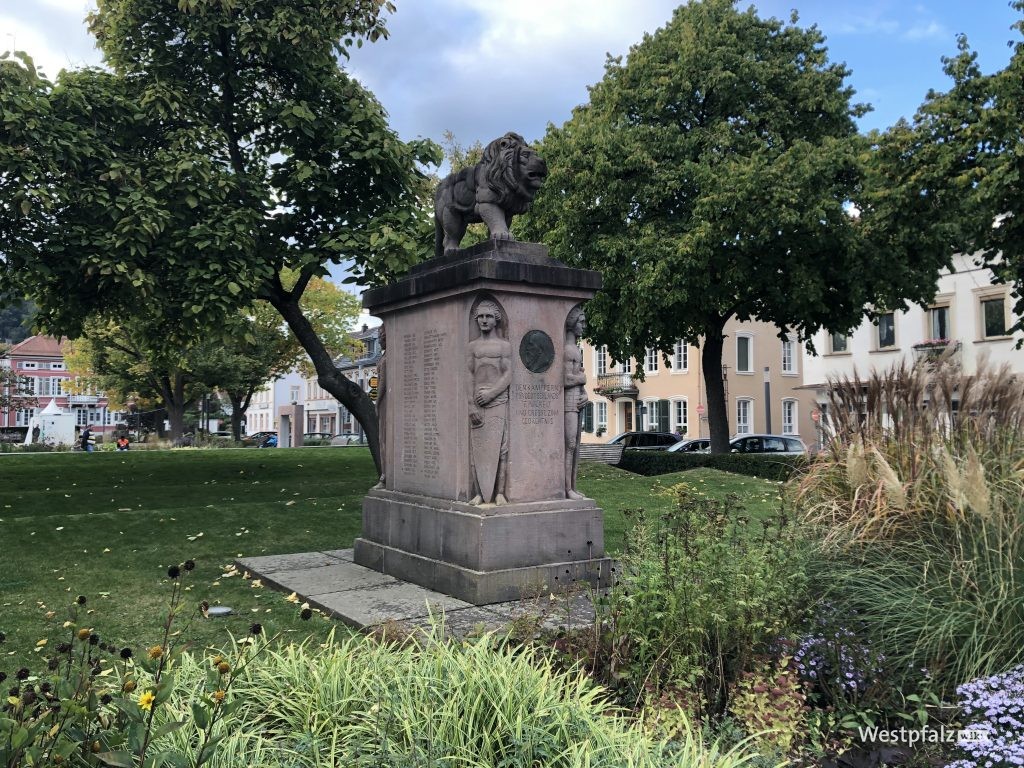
619 449 807 482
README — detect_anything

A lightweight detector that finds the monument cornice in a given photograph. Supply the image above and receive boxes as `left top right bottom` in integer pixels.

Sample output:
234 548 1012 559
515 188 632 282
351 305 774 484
362 240 602 311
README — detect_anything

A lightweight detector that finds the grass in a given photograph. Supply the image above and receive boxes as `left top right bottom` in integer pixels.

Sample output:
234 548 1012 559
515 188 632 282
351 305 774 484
0 448 781 671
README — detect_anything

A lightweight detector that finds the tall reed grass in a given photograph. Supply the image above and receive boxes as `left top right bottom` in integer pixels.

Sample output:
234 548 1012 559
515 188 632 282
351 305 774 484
794 358 1024 691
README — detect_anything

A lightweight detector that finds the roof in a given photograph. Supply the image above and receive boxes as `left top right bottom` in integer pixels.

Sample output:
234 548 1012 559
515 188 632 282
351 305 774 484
4 335 65 359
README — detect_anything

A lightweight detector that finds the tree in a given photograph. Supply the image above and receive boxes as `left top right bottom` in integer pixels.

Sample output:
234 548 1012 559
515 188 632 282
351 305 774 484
523 0 953 451
0 1 439 471
0 367 32 414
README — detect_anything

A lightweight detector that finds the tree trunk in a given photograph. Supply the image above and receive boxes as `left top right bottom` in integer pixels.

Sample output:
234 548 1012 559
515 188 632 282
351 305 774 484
266 289 381 473
227 392 245 441
701 319 731 453
158 372 189 441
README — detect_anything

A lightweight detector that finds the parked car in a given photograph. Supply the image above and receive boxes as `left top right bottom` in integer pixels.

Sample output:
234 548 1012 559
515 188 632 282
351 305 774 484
242 430 277 447
729 434 807 455
667 437 711 453
302 432 334 445
330 432 361 446
607 431 682 450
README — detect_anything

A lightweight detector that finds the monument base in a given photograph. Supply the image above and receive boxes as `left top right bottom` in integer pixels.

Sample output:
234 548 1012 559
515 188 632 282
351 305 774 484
353 489 612 605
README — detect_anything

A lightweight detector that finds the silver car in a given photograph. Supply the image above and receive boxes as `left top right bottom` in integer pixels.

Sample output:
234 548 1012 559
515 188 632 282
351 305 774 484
729 434 807 455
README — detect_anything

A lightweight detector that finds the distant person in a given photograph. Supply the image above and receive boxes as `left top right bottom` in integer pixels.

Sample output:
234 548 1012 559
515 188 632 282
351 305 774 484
31 425 40 443
80 426 94 453
116 436 130 451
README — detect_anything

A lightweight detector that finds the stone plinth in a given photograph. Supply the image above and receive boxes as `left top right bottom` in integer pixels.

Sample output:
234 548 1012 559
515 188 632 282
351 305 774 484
354 240 611 604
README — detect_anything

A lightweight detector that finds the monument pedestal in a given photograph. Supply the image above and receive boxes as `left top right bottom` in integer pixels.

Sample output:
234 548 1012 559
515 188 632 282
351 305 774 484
354 489 611 604
354 240 611 605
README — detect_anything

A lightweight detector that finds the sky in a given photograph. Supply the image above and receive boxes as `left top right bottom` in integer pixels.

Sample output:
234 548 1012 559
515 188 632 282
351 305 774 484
4 0 1021 145
3 0 1022 325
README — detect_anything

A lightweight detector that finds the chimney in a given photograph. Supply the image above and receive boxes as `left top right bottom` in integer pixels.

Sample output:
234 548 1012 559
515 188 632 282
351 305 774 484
361 324 368 332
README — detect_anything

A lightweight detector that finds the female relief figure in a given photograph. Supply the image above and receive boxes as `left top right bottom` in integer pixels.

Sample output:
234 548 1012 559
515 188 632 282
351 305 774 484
467 299 511 505
564 306 588 500
372 326 387 490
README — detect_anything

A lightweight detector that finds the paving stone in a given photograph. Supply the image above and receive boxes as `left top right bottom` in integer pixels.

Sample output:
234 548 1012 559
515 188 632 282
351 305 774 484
319 548 354 561
308 581 473 628
236 551 340 574
259 562 398 596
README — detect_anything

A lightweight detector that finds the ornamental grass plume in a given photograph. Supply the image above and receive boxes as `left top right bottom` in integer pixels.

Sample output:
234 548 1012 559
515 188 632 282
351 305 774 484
795 357 1024 693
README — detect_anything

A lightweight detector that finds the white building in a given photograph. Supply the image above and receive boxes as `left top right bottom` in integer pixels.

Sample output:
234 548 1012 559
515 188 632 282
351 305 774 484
803 252 1023 442
245 370 304 436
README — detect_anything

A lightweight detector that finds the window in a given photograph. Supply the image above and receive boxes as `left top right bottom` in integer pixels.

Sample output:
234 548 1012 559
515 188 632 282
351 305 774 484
289 385 300 403
582 403 595 433
50 362 65 370
76 409 88 426
736 399 752 435
672 340 688 372
781 338 797 374
656 399 670 432
643 399 658 431
20 361 37 370
736 335 752 373
21 376 37 395
982 297 1006 338
875 312 896 348
672 399 688 436
782 399 797 434
929 305 950 341
16 408 35 426
595 346 608 376
620 357 632 375
645 347 658 374
596 401 608 432
830 331 848 353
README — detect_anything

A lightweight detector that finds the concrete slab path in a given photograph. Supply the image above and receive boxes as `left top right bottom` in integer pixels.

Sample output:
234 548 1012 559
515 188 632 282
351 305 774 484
236 549 599 637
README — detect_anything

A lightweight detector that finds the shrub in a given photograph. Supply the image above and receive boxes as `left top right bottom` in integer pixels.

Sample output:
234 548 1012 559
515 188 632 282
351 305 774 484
795 358 1024 694
593 483 809 719
620 451 805 482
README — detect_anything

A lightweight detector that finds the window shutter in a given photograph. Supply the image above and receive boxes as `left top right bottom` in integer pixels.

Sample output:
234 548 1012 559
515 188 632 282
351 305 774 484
658 400 670 432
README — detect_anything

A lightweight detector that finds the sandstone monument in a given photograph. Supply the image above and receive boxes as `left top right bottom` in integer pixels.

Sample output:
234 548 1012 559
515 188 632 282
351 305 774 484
353 133 611 604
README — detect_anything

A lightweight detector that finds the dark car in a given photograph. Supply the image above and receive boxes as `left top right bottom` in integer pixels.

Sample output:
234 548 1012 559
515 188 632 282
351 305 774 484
667 437 711 453
607 431 682 450
242 430 277 447
729 434 807 455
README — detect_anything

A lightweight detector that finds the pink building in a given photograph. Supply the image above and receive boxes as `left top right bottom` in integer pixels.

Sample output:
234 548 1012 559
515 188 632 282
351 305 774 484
0 335 120 437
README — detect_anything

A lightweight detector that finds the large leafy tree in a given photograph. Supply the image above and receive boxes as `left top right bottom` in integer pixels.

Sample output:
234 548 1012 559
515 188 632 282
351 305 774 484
0 0 439 471
523 0 953 451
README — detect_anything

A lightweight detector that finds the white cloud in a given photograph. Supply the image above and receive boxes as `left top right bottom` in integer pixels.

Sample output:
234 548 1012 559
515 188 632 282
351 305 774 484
0 14 97 78
904 21 946 42
36 0 96 14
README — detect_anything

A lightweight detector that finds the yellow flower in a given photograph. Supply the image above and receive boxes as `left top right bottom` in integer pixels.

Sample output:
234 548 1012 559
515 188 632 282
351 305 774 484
148 645 163 660
122 680 136 693
217 661 230 675
77 628 92 641
138 690 156 711
211 690 225 703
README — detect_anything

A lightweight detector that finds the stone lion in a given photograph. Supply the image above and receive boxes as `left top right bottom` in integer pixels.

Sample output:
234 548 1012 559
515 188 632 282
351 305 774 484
434 132 548 258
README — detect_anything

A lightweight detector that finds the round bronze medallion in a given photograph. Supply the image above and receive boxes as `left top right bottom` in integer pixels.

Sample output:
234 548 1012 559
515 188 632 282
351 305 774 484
519 330 555 373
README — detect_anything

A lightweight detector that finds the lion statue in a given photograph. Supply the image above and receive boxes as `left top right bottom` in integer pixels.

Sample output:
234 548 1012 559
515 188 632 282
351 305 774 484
434 132 548 258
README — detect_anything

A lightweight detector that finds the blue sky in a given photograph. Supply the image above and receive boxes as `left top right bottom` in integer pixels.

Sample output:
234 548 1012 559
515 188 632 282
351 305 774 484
4 1 1021 145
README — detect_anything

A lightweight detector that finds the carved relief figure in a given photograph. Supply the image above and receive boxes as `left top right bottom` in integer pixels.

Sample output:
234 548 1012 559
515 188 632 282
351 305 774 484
434 132 548 257
371 326 387 490
564 306 589 500
467 299 512 505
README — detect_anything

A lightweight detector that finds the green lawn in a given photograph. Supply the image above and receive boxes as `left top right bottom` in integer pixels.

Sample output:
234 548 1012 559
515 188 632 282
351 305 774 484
0 448 781 671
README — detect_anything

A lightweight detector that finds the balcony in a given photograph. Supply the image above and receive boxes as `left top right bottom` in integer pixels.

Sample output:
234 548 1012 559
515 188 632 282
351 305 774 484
67 394 101 405
912 339 962 364
593 373 638 399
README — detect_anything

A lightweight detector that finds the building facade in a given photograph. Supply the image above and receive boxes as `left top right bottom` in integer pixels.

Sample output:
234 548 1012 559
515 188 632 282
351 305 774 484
581 318 818 445
802 253 1023 438
0 335 121 437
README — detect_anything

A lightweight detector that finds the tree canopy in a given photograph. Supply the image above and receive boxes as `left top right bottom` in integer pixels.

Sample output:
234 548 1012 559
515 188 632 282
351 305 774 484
523 0 955 450
0 0 440 469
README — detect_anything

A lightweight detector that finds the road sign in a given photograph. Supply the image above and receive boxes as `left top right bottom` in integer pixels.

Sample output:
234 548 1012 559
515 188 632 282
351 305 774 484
811 409 820 422
696 403 705 415
368 376 379 388
368 387 378 402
